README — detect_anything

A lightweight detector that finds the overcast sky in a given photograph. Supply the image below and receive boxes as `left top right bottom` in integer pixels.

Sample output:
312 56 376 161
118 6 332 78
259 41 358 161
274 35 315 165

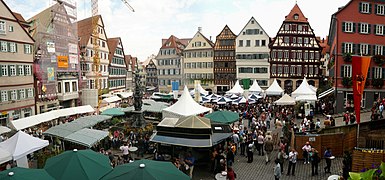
5 0 350 61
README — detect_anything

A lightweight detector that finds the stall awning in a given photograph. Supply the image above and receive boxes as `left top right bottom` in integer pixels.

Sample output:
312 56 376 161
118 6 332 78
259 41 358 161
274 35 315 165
64 128 108 148
212 133 232 146
150 133 211 147
318 87 335 99
10 105 95 131
115 92 133 99
102 96 121 103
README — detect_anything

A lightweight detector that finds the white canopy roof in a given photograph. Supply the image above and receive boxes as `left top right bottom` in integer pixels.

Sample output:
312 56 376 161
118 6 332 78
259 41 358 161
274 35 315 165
102 96 121 103
292 77 317 101
10 105 95 131
0 126 11 134
226 80 244 94
162 86 212 118
249 79 263 93
0 131 49 160
157 118 179 127
114 91 133 98
0 148 11 164
265 79 284 96
190 83 209 96
232 97 247 105
274 94 296 106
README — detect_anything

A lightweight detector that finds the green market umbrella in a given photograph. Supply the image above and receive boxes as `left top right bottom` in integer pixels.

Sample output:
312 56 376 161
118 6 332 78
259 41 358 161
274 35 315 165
0 167 54 180
205 110 239 124
44 149 112 180
101 108 125 116
100 159 190 180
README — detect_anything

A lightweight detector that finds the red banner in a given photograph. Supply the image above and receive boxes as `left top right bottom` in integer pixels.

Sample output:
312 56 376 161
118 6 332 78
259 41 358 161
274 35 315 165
352 56 371 124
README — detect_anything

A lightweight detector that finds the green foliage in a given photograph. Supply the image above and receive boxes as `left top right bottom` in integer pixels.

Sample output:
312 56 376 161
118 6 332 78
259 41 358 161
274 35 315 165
111 117 122 125
343 53 352 62
373 55 385 66
342 77 352 87
349 162 385 180
380 162 385 179
372 78 384 88
349 172 362 180
120 103 128 108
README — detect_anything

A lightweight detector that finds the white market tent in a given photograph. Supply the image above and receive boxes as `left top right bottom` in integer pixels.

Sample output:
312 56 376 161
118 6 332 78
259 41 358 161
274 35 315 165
0 126 11 134
10 105 95 131
226 80 244 94
0 131 48 160
162 86 212 118
249 79 264 94
102 96 121 103
232 97 247 105
189 83 209 96
274 94 296 106
265 79 284 96
114 91 133 99
214 96 232 105
0 148 12 164
291 77 317 102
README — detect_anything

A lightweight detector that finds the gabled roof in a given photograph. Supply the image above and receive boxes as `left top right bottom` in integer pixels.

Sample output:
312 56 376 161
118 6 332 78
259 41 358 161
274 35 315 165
284 4 308 23
0 0 34 43
77 15 107 47
185 30 214 50
107 37 125 64
124 55 133 71
237 16 270 37
160 35 191 54
216 25 237 40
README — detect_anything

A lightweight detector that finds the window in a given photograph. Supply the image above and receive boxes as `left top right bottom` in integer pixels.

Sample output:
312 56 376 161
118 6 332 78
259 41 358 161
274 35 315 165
375 45 384 55
375 24 384 35
27 88 33 98
284 51 289 58
9 42 16 52
343 22 354 33
304 38 309 44
65 82 70 93
261 40 266 46
360 23 370 34
19 89 25 99
24 44 32 54
207 62 213 68
238 40 243 47
298 37 302 44
0 21 5 34
1 41 7 52
377 4 385 15
10 90 17 100
374 67 383 79
258 80 268 87
360 44 369 55
58 82 62 93
1 65 8 76
9 65 16 76
284 37 289 43
255 40 260 46
18 65 24 76
72 81 77 91
246 40 251 47
297 66 302 75
0 90 9 103
360 2 371 13
342 65 352 77
344 43 353 53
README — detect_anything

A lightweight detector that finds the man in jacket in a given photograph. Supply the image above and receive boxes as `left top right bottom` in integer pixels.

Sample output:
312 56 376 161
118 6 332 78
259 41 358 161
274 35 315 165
264 136 274 165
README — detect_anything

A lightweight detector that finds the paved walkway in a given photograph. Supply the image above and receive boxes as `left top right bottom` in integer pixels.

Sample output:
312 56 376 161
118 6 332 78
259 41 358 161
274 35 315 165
193 150 343 180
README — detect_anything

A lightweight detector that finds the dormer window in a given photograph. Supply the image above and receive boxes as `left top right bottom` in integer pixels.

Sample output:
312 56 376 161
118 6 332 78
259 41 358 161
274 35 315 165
294 14 299 20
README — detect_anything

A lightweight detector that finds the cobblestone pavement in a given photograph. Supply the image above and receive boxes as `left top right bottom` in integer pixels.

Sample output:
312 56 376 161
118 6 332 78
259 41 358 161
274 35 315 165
193 150 343 180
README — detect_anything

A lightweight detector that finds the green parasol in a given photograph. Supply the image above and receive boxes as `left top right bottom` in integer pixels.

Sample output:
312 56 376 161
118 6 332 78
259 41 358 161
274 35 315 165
205 110 239 124
101 108 125 116
44 149 112 180
100 159 190 180
0 167 54 180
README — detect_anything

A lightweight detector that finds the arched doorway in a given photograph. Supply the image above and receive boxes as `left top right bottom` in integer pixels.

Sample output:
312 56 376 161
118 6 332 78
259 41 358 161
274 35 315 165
296 80 302 89
308 80 315 86
276 79 282 87
284 80 293 94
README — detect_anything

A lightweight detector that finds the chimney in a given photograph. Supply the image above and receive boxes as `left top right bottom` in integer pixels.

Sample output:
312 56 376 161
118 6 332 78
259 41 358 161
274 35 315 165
210 36 212 41
198 27 202 32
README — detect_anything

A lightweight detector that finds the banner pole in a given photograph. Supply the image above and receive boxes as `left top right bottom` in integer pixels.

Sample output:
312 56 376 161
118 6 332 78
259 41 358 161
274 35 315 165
356 123 360 148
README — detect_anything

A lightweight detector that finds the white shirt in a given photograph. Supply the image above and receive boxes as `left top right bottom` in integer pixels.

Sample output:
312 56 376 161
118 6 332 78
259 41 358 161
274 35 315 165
120 145 129 155
289 151 298 163
302 144 311 152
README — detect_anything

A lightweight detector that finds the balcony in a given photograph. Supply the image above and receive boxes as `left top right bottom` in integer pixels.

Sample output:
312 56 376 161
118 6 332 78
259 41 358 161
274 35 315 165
58 91 79 101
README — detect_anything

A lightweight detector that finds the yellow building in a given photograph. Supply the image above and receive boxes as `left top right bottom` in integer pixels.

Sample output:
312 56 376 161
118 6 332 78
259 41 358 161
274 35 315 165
183 28 215 92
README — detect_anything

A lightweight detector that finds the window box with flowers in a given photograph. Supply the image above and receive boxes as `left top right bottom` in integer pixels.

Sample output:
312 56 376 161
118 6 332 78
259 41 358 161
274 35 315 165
372 55 385 66
343 53 352 62
342 77 352 87
372 78 384 88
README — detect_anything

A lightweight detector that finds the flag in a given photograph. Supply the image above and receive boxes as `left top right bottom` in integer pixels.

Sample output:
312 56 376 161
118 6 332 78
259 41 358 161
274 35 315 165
352 56 371 124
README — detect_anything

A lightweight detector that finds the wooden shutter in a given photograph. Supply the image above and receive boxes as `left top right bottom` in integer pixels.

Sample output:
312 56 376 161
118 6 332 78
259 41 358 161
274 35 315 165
14 43 17 52
368 45 372 55
383 45 385 55
7 91 11 101
17 90 20 100
369 3 372 14
368 24 372 34
359 2 363 12
7 42 10 52
375 4 378 14
342 43 345 53
367 67 371 79
342 22 346 32
372 67 375 79
374 25 377 34
382 68 385 79
353 44 357 54
341 66 345 77
358 23 361 33
353 23 356 33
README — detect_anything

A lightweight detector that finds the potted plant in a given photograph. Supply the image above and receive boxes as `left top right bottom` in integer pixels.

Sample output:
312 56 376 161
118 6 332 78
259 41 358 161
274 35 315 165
372 78 384 88
342 77 352 87
343 53 352 62
373 55 385 66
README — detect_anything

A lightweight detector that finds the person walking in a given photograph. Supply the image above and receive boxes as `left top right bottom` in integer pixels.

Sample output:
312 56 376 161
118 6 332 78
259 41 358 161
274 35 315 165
274 159 282 180
302 142 311 164
310 148 320 176
277 149 287 174
119 143 129 162
264 136 274 165
287 148 298 176
324 147 333 174
257 132 265 156
185 152 196 178
246 138 254 163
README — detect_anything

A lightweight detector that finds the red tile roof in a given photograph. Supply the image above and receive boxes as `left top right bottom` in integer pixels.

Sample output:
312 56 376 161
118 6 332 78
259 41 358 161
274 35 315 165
160 35 191 54
13 12 26 23
107 37 119 62
285 4 308 23
77 15 105 47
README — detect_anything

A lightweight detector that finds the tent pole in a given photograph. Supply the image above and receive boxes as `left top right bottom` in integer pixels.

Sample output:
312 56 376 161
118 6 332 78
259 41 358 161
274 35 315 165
356 124 360 148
